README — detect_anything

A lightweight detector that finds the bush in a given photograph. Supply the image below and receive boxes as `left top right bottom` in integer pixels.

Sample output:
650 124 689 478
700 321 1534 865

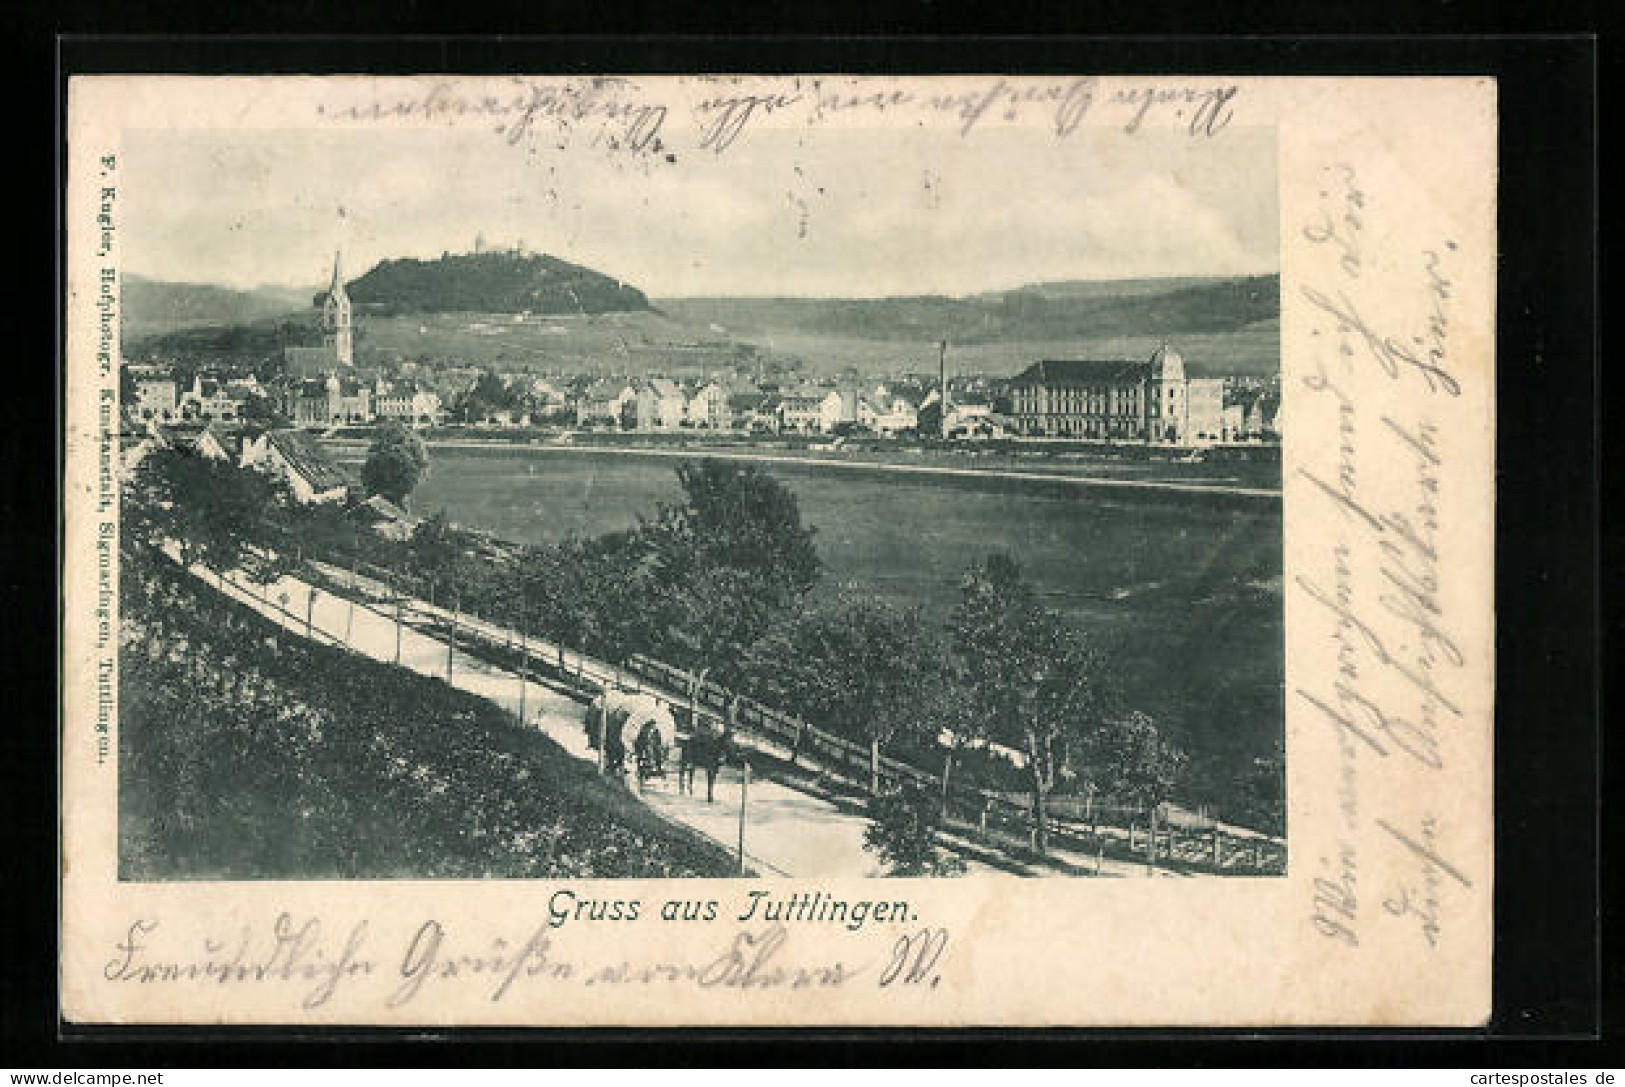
862 782 967 877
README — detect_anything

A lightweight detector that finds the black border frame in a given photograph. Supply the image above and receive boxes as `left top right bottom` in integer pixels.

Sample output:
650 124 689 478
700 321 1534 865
7 30 1602 1064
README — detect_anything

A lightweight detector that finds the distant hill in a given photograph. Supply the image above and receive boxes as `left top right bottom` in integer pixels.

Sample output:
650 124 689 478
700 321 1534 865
975 276 1246 302
340 250 653 316
121 270 1279 378
123 313 322 365
657 275 1279 346
122 276 313 338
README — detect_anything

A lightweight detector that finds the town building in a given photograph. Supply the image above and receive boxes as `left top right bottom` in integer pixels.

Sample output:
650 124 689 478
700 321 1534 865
528 378 567 410
686 380 730 429
283 374 375 427
321 251 354 366
240 429 351 504
633 378 688 430
130 376 178 422
374 380 444 427
1222 385 1281 441
163 420 236 462
178 374 253 422
776 384 829 433
942 395 1007 439
816 389 848 433
868 394 920 435
1007 345 1226 444
285 251 355 378
1186 378 1226 444
575 379 637 427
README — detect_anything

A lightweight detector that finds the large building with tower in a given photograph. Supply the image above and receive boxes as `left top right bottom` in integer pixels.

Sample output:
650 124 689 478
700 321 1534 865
284 251 355 378
1007 345 1226 444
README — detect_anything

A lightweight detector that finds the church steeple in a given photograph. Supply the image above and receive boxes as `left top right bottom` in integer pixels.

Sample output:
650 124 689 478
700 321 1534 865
321 249 353 366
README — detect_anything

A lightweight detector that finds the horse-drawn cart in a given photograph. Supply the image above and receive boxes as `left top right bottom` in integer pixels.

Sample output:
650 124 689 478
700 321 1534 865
585 688 677 791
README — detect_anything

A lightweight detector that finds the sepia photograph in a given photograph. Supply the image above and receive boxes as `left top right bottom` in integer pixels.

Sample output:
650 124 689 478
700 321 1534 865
112 109 1283 883
62 73 1496 1027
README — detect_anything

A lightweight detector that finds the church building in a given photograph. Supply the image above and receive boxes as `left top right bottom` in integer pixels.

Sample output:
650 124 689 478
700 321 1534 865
284 251 355 378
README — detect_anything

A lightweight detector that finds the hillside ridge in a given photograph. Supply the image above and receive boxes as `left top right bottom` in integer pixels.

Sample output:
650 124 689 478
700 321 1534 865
339 250 653 316
657 274 1278 345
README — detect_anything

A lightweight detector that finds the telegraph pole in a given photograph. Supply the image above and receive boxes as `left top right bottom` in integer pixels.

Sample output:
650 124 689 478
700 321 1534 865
447 586 459 680
938 339 949 440
736 757 751 875
345 530 358 646
517 616 528 725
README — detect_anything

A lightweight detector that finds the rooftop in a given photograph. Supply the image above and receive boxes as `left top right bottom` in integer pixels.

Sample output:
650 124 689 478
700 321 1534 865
268 430 350 493
1012 359 1152 385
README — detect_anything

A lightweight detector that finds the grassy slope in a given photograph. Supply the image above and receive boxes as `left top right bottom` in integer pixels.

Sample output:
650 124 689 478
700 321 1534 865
118 559 735 880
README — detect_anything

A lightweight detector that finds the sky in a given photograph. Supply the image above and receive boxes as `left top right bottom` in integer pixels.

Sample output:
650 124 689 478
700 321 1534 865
122 121 1277 299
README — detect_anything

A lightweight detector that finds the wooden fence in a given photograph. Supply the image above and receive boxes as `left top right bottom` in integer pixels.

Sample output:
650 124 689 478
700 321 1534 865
324 558 1287 876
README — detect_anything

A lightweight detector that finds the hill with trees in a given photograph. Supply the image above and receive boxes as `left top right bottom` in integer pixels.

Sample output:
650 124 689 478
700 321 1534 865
338 250 653 316
658 275 1279 345
122 275 313 338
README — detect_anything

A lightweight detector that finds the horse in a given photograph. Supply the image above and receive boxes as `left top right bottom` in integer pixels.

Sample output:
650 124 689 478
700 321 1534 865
679 724 732 803
679 691 743 803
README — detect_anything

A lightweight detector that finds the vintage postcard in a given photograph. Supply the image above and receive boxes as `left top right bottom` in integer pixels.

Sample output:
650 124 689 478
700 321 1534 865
61 74 1495 1027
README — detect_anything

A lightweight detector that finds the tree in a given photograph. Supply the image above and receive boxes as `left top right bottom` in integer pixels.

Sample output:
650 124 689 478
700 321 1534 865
911 674 986 819
645 460 821 602
516 531 659 669
517 540 592 659
863 782 968 877
452 370 522 424
637 459 822 716
656 565 776 702
362 420 428 506
950 554 1114 856
1229 746 1284 837
240 393 290 428
123 446 282 578
408 512 466 602
742 592 935 795
1082 711 1188 814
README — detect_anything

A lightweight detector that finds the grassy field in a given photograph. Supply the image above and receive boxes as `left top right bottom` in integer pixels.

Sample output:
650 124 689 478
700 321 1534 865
355 311 747 375
342 445 1284 813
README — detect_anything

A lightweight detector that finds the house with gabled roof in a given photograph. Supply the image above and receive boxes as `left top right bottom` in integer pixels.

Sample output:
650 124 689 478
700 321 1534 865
575 379 636 428
240 428 350 504
869 392 920 435
686 380 730 429
130 375 179 422
635 377 688 430
163 420 234 462
776 383 830 433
